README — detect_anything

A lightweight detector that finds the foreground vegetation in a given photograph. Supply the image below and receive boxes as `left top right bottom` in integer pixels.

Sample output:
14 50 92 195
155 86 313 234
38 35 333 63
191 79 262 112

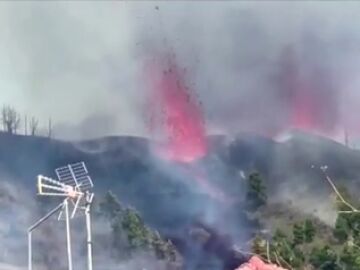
248 172 360 270
98 191 182 268
96 171 360 270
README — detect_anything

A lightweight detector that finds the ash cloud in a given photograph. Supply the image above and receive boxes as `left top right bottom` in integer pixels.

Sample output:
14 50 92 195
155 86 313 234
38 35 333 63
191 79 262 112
0 2 145 139
133 2 360 140
1 2 360 140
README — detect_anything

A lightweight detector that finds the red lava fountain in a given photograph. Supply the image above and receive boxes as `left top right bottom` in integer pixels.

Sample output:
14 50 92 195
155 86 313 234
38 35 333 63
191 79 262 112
146 55 207 163
144 54 227 202
290 84 319 131
279 47 338 137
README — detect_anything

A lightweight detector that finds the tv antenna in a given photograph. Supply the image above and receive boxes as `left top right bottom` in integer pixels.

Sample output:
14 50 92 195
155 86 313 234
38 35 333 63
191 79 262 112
28 162 94 270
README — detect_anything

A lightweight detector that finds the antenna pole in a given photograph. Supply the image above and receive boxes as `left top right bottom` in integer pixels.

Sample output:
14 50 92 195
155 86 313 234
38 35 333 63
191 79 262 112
28 202 64 270
65 199 73 270
28 232 32 270
28 202 65 232
29 162 94 270
85 193 93 270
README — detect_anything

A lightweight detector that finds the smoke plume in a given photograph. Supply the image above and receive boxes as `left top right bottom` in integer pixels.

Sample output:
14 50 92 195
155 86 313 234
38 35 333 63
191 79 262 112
1 2 360 141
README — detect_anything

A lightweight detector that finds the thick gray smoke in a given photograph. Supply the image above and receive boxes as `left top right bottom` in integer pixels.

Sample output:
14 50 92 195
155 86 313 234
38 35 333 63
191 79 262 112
134 2 360 140
0 2 144 139
1 2 360 141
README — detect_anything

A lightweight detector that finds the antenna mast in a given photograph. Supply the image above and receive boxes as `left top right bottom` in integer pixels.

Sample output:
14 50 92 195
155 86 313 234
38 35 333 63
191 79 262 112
28 162 94 270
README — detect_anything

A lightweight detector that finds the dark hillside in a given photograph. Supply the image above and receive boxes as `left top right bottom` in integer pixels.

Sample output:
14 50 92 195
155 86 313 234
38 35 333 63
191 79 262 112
1 131 360 269
1 131 360 227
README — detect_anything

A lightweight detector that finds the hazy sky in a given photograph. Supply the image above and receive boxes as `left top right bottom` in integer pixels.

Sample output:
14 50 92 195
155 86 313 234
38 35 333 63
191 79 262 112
1 1 360 140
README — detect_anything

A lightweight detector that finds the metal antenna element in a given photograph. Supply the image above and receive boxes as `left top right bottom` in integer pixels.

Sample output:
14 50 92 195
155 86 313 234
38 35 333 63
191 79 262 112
312 164 360 213
28 162 95 270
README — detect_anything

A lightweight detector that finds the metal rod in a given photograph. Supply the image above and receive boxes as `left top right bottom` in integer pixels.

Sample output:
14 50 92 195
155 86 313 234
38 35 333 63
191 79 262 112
71 194 83 218
65 199 73 270
39 183 69 193
68 164 78 187
28 232 32 270
28 202 64 232
39 183 82 197
85 200 93 270
28 202 64 270
39 175 68 187
37 193 70 197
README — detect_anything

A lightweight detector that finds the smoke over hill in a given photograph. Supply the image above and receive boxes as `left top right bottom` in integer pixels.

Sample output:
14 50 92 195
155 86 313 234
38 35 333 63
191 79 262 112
134 2 360 142
1 2 360 142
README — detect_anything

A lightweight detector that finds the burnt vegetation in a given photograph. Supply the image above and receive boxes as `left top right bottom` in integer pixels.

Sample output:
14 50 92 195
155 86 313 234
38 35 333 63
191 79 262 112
0 104 53 138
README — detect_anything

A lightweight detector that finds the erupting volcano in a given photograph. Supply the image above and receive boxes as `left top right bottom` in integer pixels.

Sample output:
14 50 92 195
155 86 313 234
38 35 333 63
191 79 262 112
279 47 339 137
145 54 207 163
288 80 338 135
290 85 319 131
145 53 228 202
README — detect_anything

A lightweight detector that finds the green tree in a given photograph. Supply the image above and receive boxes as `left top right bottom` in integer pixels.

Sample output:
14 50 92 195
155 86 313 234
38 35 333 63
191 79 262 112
309 245 340 270
304 219 315 243
271 230 304 268
347 213 360 241
251 235 266 257
273 229 286 241
334 214 350 243
339 245 360 270
98 191 124 219
150 231 178 262
335 185 355 212
111 215 131 259
293 223 304 245
246 172 267 209
292 220 316 246
290 247 305 268
99 191 179 263
121 208 151 249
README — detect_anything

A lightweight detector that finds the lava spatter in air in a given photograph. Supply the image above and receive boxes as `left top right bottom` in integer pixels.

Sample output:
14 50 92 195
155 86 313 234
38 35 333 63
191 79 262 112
146 55 207 163
144 54 229 203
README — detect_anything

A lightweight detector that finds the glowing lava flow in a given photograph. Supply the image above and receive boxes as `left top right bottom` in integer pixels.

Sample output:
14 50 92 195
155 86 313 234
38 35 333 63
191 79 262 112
145 54 227 202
